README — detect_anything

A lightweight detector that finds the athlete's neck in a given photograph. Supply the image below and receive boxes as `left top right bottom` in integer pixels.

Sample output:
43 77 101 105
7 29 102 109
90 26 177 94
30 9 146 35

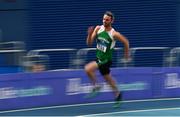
104 26 112 31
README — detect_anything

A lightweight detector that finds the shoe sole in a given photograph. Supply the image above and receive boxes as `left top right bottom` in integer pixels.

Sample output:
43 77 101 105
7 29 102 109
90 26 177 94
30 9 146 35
113 101 121 108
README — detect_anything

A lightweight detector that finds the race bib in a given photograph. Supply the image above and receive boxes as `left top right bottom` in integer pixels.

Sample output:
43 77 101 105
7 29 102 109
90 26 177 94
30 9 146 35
97 43 107 52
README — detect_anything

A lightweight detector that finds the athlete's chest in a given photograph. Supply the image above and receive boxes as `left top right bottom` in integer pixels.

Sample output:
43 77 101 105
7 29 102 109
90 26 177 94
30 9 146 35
96 31 113 52
97 31 112 44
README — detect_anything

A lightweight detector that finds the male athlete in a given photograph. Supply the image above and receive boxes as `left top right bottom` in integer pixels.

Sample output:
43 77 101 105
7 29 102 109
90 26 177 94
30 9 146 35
85 11 130 106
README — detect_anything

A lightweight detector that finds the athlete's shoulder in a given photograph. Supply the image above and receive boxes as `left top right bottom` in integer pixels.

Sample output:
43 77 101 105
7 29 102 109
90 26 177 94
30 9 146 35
112 30 125 39
94 25 101 32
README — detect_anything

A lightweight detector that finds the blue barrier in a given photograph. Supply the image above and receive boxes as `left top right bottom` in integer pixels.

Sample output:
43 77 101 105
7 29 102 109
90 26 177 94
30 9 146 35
0 67 23 74
0 67 180 111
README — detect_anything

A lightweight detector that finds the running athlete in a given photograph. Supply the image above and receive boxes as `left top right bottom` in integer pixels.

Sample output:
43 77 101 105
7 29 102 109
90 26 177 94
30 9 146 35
85 11 130 107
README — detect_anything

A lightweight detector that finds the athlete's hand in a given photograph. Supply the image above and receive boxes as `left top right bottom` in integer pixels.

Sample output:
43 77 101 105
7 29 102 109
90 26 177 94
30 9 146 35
121 57 132 63
87 26 94 35
121 54 132 63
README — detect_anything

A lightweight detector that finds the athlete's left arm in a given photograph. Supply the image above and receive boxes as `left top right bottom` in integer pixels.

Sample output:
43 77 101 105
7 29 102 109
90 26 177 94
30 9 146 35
113 31 130 59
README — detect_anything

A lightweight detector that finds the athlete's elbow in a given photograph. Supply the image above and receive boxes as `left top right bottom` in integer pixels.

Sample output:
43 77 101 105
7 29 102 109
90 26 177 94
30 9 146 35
86 41 92 46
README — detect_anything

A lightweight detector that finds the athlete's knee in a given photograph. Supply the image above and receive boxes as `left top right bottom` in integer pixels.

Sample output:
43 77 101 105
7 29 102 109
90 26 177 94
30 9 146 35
84 64 95 73
84 64 91 73
84 65 88 72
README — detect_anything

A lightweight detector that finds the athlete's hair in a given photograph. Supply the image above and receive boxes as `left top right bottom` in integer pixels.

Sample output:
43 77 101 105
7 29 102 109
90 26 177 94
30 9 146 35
104 11 114 20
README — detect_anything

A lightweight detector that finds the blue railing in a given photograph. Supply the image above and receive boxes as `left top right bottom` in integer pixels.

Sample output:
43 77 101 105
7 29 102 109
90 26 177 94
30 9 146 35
24 47 179 71
0 42 180 73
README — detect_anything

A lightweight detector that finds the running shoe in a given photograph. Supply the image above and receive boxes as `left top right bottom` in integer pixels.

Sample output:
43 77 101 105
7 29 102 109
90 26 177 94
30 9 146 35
85 85 101 98
113 93 122 108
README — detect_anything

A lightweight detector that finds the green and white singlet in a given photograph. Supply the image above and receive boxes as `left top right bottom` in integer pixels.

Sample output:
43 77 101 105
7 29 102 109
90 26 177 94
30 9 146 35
96 25 116 65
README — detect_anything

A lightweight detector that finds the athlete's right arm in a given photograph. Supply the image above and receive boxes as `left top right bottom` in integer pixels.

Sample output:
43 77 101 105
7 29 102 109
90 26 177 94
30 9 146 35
86 26 100 46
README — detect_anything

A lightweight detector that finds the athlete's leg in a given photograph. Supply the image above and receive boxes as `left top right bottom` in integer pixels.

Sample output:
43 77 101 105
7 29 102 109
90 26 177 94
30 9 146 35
98 61 120 96
103 74 122 107
103 74 120 97
84 61 101 98
99 61 122 107
84 61 98 86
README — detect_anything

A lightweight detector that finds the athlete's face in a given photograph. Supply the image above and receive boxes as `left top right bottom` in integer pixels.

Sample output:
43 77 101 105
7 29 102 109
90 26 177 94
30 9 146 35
103 14 113 27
